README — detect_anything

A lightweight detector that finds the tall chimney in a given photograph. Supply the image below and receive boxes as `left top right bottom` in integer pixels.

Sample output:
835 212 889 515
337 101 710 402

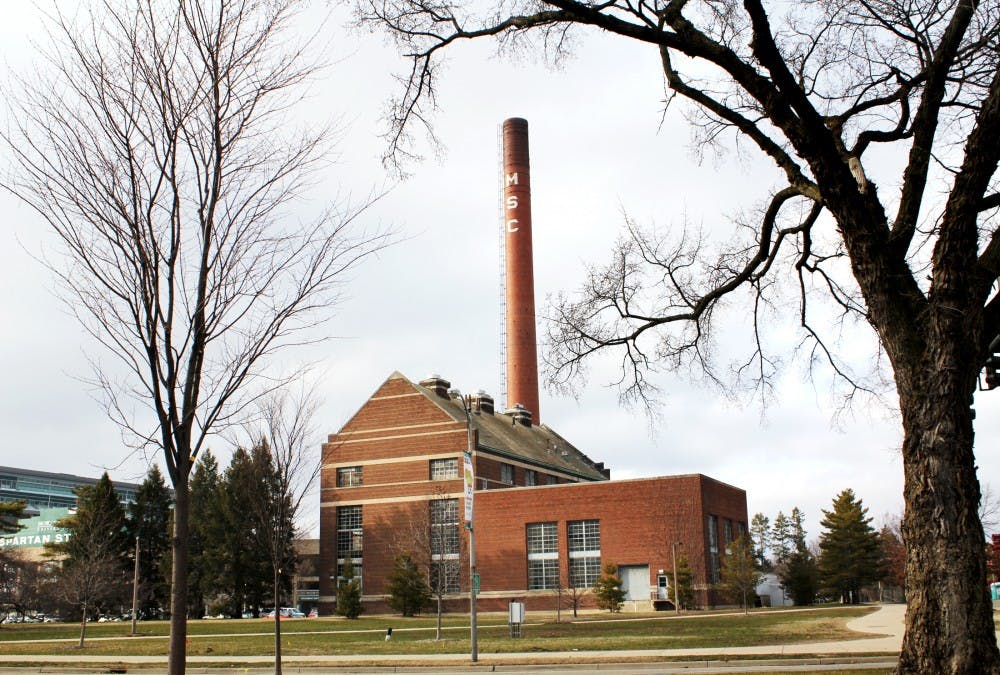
502 118 540 424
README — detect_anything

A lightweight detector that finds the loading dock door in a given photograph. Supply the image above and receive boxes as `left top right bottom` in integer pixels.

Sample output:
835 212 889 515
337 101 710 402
619 565 650 601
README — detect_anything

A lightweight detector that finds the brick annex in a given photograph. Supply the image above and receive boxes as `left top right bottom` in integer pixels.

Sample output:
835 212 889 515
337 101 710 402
318 371 748 614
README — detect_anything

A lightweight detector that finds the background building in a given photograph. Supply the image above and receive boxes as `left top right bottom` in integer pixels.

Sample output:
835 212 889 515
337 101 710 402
318 372 748 614
0 466 141 555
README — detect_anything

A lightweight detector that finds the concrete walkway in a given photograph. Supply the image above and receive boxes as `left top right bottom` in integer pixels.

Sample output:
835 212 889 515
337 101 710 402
0 605 908 668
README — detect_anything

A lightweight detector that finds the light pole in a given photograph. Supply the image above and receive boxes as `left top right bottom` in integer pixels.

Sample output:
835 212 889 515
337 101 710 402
455 391 479 663
130 536 140 635
672 541 682 615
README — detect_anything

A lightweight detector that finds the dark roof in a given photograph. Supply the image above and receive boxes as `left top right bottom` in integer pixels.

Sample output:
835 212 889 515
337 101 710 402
0 465 143 491
400 373 610 482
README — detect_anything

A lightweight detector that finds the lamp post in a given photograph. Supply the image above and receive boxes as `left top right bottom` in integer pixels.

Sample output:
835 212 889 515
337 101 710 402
130 536 140 635
454 391 479 663
671 541 682 615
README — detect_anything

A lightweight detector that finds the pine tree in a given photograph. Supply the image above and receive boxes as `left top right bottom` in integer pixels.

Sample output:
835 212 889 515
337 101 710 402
592 562 625 612
789 507 807 554
219 448 273 617
126 465 173 616
718 534 761 614
188 450 224 618
46 473 130 627
749 513 771 571
818 489 884 604
771 512 791 564
49 473 130 567
0 501 27 534
335 559 363 619
673 551 694 610
385 553 432 616
779 550 819 605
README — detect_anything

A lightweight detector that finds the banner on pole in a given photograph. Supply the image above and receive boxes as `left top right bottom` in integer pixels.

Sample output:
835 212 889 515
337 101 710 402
463 451 474 524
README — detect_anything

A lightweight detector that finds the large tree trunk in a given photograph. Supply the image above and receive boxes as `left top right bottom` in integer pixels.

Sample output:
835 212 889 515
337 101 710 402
896 385 999 674
168 473 190 675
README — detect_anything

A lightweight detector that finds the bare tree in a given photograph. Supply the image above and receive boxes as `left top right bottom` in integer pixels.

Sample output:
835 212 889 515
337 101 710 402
361 0 1000 671
384 494 463 640
3 2 385 673
243 385 321 675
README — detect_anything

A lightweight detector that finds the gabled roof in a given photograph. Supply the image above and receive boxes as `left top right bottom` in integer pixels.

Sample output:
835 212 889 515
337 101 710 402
404 374 610 482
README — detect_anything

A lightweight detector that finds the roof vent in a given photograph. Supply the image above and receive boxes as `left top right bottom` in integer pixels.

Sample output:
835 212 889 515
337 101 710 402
504 403 532 427
419 375 451 399
471 390 494 415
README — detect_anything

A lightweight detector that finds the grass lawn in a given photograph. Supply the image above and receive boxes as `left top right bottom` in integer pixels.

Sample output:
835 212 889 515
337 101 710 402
0 606 881 657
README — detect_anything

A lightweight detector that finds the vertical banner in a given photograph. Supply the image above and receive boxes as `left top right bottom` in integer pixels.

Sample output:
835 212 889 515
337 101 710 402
463 451 474 525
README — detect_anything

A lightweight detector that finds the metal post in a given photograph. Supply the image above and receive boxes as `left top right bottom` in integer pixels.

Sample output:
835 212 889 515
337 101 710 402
463 395 479 663
672 541 681 615
131 536 140 634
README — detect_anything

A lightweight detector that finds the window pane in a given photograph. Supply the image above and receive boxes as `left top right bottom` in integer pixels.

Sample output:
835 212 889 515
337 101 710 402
528 559 559 590
430 458 458 480
336 466 363 487
500 463 513 484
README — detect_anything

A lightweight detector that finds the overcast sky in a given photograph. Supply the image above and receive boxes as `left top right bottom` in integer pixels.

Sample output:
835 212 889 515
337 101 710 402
1 2 997 544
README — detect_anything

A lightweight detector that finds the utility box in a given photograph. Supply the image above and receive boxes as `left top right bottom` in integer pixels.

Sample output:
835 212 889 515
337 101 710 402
509 601 525 638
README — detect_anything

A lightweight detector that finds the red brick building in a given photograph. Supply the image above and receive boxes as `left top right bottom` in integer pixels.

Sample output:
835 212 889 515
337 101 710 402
318 371 748 614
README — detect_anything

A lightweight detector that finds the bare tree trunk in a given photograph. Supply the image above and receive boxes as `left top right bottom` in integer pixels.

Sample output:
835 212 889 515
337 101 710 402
168 473 190 675
435 594 442 640
78 602 87 649
274 566 282 675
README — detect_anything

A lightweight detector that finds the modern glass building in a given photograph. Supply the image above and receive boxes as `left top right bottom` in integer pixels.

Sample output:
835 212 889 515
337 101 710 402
0 465 140 516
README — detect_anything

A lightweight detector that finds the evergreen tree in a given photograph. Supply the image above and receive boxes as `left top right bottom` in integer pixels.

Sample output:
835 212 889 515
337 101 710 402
771 512 791 564
718 534 761 614
779 550 820 605
46 473 130 624
219 448 272 617
49 473 130 568
592 562 625 612
673 551 694 610
818 489 883 604
188 450 224 618
789 507 807 554
335 559 363 619
749 513 771 571
126 465 173 616
0 501 27 534
385 552 432 616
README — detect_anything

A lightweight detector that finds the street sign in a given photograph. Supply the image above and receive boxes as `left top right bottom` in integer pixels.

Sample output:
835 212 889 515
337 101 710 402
472 573 480 594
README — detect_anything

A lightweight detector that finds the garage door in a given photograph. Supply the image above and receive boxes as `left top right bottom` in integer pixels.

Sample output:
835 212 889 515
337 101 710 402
619 565 650 601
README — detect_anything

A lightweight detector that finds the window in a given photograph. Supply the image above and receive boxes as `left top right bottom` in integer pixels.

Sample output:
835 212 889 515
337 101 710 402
568 520 600 588
336 466 363 487
429 560 460 594
430 499 460 593
500 463 514 485
546 474 558 485
525 470 537 486
707 515 720 583
724 519 733 546
430 458 459 480
527 522 559 590
337 505 363 589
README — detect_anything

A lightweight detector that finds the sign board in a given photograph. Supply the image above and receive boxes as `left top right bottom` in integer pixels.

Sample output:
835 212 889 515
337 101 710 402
462 451 474 524
472 573 480 595
0 507 73 550
508 601 525 625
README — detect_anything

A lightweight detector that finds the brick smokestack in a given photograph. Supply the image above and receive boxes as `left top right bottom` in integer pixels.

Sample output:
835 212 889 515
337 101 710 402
502 117 540 424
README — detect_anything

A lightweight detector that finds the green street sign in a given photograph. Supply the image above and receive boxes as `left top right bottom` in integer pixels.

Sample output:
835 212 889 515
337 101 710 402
472 573 480 594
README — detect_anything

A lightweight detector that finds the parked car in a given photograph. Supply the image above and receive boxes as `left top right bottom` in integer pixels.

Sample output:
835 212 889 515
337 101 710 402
265 607 305 618
307 608 318 618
